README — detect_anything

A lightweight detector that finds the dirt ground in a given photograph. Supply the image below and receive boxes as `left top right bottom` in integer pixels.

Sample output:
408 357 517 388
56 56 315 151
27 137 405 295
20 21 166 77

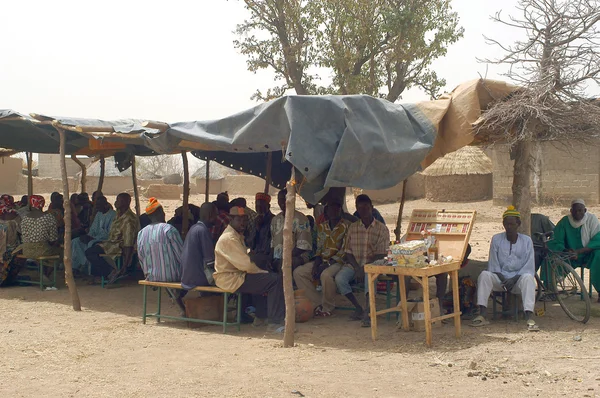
2 196 600 397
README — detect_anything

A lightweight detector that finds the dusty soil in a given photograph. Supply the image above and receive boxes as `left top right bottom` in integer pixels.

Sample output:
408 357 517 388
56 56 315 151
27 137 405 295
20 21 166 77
2 197 600 397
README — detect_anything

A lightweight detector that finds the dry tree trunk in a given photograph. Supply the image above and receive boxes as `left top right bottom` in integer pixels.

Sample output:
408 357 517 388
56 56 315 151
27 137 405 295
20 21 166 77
97 156 105 192
512 140 532 235
181 151 190 238
131 156 141 217
58 128 82 311
282 167 296 347
394 179 408 242
71 155 87 193
205 160 210 203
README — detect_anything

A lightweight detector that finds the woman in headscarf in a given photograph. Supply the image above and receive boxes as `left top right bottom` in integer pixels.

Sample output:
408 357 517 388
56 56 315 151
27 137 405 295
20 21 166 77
0 195 22 286
19 195 62 259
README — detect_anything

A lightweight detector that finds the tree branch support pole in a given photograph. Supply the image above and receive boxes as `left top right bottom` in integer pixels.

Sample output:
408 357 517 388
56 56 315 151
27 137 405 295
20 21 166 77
57 127 82 311
71 155 86 193
26 152 33 209
97 156 105 193
181 151 190 237
205 160 210 202
394 179 408 242
131 156 140 217
512 140 532 236
282 167 296 347
264 152 273 194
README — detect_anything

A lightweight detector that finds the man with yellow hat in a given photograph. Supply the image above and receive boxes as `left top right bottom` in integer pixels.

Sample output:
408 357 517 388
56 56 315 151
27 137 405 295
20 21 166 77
471 206 538 330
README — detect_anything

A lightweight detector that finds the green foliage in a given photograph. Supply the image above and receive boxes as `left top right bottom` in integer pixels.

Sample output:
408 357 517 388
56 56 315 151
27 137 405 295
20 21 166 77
234 0 463 102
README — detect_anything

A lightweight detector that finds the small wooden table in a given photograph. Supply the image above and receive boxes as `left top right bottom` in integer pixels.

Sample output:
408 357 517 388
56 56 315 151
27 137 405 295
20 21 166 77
365 261 462 347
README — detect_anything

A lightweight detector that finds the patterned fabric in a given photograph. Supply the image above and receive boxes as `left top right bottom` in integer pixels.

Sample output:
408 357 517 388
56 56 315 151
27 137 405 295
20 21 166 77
300 227 318 264
29 195 45 210
316 219 351 265
344 219 390 266
502 205 521 219
0 195 15 214
211 210 230 242
271 210 312 260
100 208 139 256
71 209 116 270
20 213 61 258
1 219 21 285
145 197 161 214
255 193 271 203
137 223 184 282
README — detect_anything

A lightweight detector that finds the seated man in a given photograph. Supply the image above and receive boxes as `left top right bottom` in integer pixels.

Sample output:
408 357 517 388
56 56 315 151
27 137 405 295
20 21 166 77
85 193 139 283
137 198 184 283
471 206 538 330
213 206 285 332
548 199 600 301
336 195 389 326
181 202 218 289
293 198 351 317
271 189 313 272
211 192 231 242
248 193 274 270
230 197 258 245
71 196 116 273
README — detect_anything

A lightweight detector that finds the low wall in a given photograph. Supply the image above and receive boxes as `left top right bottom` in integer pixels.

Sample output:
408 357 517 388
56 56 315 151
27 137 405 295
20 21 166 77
221 175 278 196
193 178 224 195
145 184 182 200
362 173 425 205
425 174 492 202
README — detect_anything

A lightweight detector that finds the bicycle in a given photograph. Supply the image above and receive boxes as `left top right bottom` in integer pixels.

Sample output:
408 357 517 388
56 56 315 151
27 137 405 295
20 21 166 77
534 231 591 323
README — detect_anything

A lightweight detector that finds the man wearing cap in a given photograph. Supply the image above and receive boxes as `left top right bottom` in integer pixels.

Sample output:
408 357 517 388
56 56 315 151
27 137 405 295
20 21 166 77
471 206 538 330
271 189 313 272
549 199 600 301
294 198 351 317
248 193 274 270
137 198 184 283
211 192 231 242
214 206 286 332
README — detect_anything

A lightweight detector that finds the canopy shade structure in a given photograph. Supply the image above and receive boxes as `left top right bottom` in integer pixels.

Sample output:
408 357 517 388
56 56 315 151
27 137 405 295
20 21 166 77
0 79 516 203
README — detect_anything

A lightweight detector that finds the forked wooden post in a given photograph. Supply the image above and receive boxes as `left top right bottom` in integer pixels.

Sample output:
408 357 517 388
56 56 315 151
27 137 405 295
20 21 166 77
26 152 33 209
71 155 87 193
97 156 105 193
282 167 296 347
394 179 408 241
181 151 190 237
57 127 82 311
264 152 273 194
205 160 210 202
131 156 140 217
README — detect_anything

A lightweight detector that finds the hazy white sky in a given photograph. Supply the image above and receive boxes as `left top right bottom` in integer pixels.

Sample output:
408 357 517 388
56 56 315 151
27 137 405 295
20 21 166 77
0 0 551 123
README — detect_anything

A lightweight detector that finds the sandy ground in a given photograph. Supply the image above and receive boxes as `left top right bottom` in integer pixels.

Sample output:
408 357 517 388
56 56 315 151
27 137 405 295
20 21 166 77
2 197 600 397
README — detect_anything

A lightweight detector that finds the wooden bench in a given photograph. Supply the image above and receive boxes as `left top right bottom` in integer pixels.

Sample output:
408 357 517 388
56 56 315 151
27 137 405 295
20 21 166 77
138 280 242 334
15 254 60 290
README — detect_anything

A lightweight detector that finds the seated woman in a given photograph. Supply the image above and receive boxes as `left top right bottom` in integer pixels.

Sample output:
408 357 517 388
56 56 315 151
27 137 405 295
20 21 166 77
71 196 116 274
0 195 22 287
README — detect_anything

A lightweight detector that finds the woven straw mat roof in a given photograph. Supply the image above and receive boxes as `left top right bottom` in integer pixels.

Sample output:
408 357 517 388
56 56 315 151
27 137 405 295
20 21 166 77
421 146 492 176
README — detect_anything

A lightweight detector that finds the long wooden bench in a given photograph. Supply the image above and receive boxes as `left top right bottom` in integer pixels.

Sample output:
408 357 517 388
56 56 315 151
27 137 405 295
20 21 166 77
15 254 60 290
138 280 242 334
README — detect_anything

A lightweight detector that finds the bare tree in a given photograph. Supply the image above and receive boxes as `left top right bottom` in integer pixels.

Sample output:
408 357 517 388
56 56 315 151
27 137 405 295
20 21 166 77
136 154 183 178
476 0 600 234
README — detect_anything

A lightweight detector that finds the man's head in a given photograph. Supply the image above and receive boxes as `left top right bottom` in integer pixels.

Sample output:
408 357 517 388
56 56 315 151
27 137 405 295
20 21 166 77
199 202 218 225
78 192 90 203
145 197 164 223
355 194 374 220
92 191 103 203
50 191 63 206
216 192 230 212
278 189 287 213
20 195 28 207
115 193 132 212
230 197 247 208
70 193 79 205
95 196 110 213
229 206 248 233
326 198 343 222
255 192 271 215
502 206 521 235
571 199 587 222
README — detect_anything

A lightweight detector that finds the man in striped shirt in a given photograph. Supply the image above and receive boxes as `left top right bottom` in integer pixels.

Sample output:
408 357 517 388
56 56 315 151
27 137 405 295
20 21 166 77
137 198 184 283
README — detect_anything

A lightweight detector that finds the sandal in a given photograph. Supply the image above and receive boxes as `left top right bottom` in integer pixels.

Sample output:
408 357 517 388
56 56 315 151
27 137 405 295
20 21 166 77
348 311 364 321
361 318 371 327
527 319 540 332
469 315 490 327
314 306 334 317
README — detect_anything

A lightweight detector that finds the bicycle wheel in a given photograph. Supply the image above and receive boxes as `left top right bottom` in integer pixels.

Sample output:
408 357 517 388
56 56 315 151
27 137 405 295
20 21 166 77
549 255 591 323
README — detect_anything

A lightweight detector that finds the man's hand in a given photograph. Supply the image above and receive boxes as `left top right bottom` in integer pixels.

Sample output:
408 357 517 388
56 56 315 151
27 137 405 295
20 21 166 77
503 275 520 292
568 249 579 260
494 272 506 283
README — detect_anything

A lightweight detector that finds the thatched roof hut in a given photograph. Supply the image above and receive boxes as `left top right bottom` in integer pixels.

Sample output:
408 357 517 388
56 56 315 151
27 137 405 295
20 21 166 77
421 146 493 202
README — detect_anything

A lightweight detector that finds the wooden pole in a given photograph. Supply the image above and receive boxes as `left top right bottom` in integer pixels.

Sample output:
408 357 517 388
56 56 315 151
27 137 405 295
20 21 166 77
97 156 105 193
26 152 33 209
58 128 82 311
282 167 296 347
264 152 273 194
71 155 86 193
205 160 210 203
131 156 141 217
394 179 408 242
181 151 190 237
